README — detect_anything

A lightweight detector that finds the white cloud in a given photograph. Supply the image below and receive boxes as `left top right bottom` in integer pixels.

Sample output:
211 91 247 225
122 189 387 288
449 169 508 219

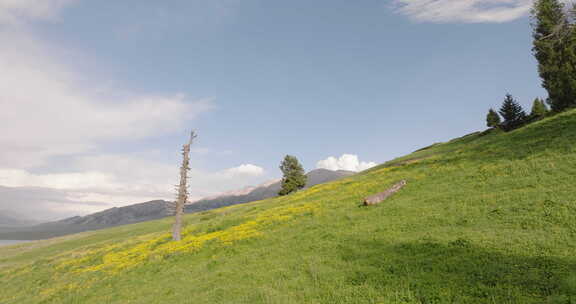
0 32 214 167
316 154 377 172
0 185 108 221
221 164 265 178
0 3 215 169
0 0 264 220
0 169 116 190
0 156 268 219
392 0 534 23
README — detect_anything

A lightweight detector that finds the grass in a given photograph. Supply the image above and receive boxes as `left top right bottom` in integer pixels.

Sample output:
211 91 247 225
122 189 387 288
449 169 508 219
1 110 576 303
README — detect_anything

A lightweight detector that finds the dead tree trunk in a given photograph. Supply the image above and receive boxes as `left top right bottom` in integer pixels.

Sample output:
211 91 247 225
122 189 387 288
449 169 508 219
363 180 407 206
172 131 196 241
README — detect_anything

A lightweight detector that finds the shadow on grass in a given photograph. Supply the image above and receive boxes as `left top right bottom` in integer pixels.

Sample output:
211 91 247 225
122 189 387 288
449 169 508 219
339 239 576 304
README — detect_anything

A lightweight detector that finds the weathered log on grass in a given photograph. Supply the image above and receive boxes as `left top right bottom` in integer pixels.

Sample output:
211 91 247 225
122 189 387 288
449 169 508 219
363 180 407 206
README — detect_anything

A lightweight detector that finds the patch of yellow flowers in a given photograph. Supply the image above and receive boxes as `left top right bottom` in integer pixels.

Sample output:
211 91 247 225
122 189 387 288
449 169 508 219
39 283 79 298
57 202 320 274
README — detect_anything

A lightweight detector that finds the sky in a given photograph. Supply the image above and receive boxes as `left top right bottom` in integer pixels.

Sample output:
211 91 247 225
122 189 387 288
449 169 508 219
0 0 557 220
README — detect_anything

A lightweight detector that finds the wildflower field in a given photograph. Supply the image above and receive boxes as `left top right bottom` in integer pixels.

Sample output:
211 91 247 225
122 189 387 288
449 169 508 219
1 110 576 303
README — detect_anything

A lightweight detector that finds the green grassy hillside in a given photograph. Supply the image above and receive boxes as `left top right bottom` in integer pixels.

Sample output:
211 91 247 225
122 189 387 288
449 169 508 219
2 110 576 304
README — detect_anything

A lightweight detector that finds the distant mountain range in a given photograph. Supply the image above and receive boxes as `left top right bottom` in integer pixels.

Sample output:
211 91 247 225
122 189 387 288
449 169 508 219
0 210 40 228
0 169 354 240
185 168 353 213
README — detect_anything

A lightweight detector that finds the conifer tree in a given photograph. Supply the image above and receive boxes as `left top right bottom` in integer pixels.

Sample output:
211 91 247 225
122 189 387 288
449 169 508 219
486 109 501 128
530 98 549 120
568 3 576 104
560 9 576 110
278 155 307 196
499 94 527 131
532 0 576 112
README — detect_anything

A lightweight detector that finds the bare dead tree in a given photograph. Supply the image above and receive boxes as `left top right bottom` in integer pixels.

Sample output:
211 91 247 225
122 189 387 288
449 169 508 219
171 131 197 241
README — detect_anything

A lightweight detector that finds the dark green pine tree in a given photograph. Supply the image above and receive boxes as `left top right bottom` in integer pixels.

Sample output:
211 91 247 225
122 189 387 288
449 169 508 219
532 0 576 112
529 98 549 120
278 155 307 196
559 8 576 111
486 109 501 128
499 94 527 131
567 4 576 106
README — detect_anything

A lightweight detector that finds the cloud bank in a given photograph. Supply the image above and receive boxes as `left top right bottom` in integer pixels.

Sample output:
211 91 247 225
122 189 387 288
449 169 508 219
316 154 377 172
0 160 265 220
0 28 214 168
0 0 268 220
392 0 534 23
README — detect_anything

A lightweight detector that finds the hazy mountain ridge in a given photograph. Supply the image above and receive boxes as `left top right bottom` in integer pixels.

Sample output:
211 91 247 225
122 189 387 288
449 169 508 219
54 200 168 226
0 169 355 240
0 210 40 228
185 168 354 213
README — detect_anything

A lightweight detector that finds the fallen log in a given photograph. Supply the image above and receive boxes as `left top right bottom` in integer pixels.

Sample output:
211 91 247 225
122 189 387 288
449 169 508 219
363 180 407 206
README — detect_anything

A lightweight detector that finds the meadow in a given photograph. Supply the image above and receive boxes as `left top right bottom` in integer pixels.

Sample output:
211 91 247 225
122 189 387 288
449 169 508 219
1 110 575 303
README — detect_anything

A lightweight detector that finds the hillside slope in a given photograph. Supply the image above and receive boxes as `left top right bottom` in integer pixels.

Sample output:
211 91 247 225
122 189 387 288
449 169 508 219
185 168 354 213
1 110 576 303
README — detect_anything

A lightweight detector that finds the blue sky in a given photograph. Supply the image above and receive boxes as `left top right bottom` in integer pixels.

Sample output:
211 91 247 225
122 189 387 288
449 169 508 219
0 0 550 219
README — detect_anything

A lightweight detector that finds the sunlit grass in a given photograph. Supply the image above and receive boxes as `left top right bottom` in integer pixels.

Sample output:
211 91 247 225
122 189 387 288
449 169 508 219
1 110 576 303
